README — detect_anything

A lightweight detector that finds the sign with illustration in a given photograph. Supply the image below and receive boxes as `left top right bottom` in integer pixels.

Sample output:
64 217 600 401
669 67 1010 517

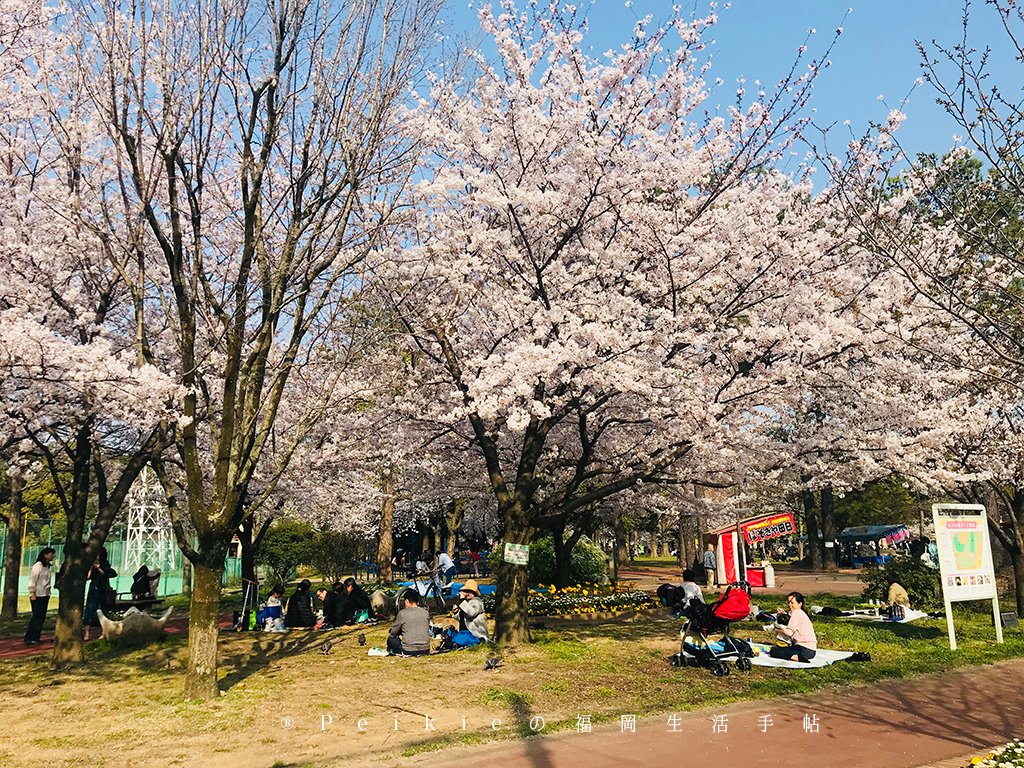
932 503 1002 650
503 542 530 565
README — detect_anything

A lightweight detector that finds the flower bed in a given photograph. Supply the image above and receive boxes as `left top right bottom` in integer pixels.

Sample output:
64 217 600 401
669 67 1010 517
481 582 657 616
970 740 1024 767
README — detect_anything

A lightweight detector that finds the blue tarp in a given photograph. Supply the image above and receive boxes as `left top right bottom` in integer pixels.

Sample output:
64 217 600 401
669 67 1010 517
396 580 497 597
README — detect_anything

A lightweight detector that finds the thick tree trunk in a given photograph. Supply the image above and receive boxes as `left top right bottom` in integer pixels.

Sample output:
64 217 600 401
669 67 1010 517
551 521 582 590
493 516 533 645
820 485 837 571
1012 544 1024 617
679 513 696 571
376 472 395 581
803 488 822 570
553 539 572 589
443 498 466 558
1 476 25 620
184 558 225 700
51 560 87 667
182 558 192 597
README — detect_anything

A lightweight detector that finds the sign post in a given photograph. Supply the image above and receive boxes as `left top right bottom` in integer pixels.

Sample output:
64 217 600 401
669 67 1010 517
932 503 1002 650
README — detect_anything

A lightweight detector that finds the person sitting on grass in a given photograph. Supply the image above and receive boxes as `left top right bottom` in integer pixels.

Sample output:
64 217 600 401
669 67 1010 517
451 579 488 642
767 591 817 663
337 578 372 625
679 568 704 609
284 579 316 628
387 589 431 656
267 585 284 608
886 579 912 619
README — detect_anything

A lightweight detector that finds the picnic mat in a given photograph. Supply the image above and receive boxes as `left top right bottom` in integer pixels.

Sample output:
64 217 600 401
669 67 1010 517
839 608 929 624
749 644 854 669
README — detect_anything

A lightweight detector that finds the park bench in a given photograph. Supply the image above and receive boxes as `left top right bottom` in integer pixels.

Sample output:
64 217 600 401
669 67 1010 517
112 572 164 613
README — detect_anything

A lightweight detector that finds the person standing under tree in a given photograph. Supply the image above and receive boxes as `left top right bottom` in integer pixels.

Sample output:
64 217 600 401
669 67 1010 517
25 547 56 645
703 543 717 588
84 548 117 641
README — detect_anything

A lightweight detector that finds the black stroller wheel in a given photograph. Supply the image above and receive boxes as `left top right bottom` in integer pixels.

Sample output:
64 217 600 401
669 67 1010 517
736 657 752 672
710 662 725 677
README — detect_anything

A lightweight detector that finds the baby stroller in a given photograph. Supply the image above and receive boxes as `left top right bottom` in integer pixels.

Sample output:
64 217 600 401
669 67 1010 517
673 583 754 676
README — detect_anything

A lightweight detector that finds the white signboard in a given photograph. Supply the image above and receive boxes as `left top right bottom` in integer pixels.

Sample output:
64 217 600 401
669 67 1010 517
503 542 529 566
932 503 1002 650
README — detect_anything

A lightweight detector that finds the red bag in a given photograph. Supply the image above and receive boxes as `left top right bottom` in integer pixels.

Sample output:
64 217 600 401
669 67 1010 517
713 587 751 621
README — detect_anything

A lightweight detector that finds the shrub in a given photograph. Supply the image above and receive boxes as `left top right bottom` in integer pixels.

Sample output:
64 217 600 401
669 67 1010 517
255 519 314 587
487 536 609 586
307 529 362 584
861 556 941 607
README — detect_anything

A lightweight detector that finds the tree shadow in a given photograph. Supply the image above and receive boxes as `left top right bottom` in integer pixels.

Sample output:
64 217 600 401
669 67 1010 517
218 625 368 691
809 659 1023 749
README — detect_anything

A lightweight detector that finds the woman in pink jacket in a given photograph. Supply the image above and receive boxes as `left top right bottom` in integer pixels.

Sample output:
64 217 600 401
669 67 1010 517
769 592 817 662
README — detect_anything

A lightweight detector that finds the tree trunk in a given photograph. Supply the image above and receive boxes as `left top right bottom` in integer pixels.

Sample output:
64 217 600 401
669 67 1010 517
679 513 696 571
803 488 822 570
443 498 466 558
182 558 192 597
613 511 629 583
551 521 575 589
552 540 572 589
492 513 533 645
376 472 395 581
238 521 255 588
820 485 837 571
184 557 226 700
418 525 431 558
51 559 86 667
658 515 672 557
1012 542 1024 617
1 475 25 620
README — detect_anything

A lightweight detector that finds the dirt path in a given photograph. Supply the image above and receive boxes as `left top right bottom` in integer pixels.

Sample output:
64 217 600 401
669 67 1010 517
617 565 866 598
0 612 234 660
400 656 1023 768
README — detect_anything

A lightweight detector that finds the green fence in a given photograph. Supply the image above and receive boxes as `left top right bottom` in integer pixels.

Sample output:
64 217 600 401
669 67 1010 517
0 525 242 597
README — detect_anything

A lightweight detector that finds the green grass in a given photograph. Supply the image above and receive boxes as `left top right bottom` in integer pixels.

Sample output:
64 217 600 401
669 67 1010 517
1 587 1021 767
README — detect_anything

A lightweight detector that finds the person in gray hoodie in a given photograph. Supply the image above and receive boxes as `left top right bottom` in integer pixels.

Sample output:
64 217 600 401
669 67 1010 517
387 589 431 656
453 580 489 642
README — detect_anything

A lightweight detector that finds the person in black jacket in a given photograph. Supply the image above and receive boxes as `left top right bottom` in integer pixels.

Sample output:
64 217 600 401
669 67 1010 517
337 577 372 625
285 579 316 628
84 548 117 640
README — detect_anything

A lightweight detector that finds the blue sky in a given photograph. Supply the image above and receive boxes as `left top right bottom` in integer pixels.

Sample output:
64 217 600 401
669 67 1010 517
442 1 1019 167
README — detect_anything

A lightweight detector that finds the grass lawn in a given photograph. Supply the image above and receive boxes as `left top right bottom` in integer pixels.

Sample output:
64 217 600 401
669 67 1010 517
0 591 1021 768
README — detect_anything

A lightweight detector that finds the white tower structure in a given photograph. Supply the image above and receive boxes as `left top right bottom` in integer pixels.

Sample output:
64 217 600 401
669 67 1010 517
123 467 176 591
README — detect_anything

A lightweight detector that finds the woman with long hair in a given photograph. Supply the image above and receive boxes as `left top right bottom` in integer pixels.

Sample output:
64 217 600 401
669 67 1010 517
24 547 57 645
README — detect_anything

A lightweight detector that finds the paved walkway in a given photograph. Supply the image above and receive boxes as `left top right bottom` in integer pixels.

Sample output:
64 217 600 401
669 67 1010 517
404 658 1024 768
617 566 866 598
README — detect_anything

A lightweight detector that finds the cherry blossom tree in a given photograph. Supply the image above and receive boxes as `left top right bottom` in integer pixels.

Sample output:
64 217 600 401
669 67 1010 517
383 2 862 643
0 3 179 663
52 0 443 697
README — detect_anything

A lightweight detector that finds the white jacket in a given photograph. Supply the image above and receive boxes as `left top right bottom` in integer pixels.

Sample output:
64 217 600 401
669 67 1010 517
28 561 52 597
